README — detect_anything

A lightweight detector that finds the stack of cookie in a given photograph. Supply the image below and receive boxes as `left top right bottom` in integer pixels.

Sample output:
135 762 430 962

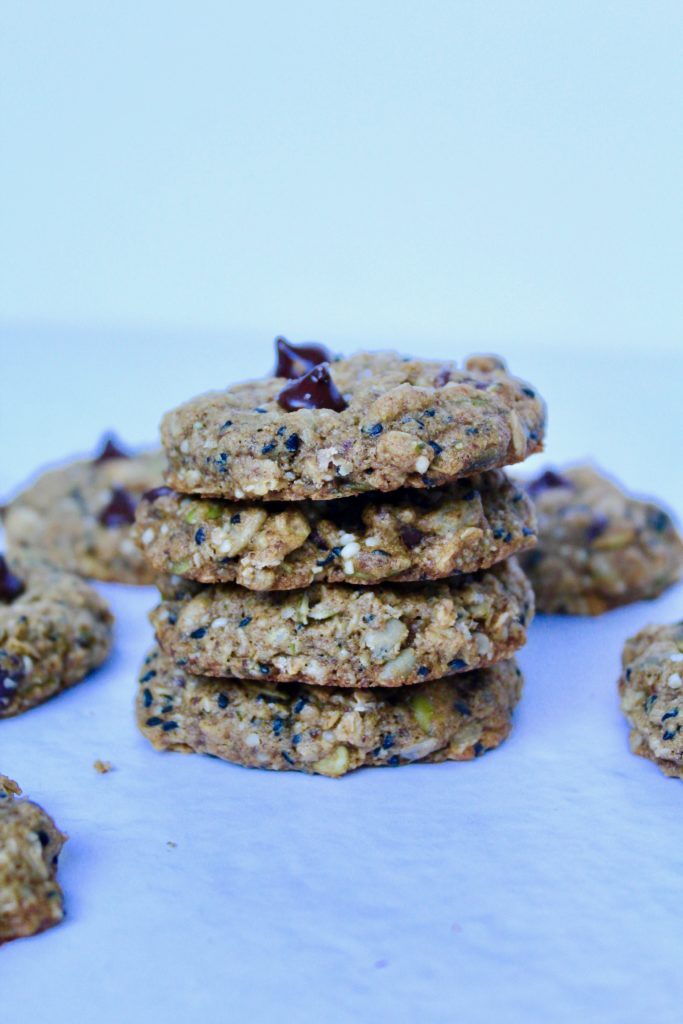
134 340 546 776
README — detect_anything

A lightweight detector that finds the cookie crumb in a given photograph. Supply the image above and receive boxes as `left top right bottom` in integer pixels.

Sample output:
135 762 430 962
166 840 178 849
93 759 114 774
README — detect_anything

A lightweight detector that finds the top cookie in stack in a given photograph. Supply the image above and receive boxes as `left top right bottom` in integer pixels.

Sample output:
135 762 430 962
135 339 545 775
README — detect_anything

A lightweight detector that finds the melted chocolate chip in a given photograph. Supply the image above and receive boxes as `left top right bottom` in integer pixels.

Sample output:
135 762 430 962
586 514 609 543
98 487 137 527
399 524 424 550
277 362 347 413
93 434 130 463
0 556 25 603
526 470 574 498
142 486 174 503
274 337 333 379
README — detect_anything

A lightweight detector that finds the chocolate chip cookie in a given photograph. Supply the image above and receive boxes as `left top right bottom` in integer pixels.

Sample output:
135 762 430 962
0 553 113 717
161 346 546 501
150 558 533 688
522 465 683 615
619 622 683 778
4 436 165 584
0 777 67 943
134 471 537 590
137 646 523 776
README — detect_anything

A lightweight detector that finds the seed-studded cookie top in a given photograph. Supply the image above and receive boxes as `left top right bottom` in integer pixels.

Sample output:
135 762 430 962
161 351 546 501
619 622 683 778
0 778 67 944
134 470 537 589
522 464 683 615
4 444 166 584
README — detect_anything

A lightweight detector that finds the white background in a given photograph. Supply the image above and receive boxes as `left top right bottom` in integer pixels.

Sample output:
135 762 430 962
2 1 683 1020
1 335 683 1024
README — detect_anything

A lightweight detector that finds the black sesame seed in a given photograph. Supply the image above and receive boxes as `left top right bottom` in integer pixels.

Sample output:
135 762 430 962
276 426 286 436
282 751 294 765
454 700 471 716
473 742 485 757
424 409 435 417
231 513 241 524
522 387 536 398
462 490 475 501
663 729 678 741
220 420 233 431
661 709 679 722
189 627 207 639
362 614 376 623
162 721 179 732
382 733 395 750
293 697 308 714
195 527 206 545
388 755 400 766
261 442 276 454
37 830 50 847
365 423 383 436
272 717 284 736
285 433 300 452
465 427 479 435
448 658 468 670
417 666 429 677
428 440 443 455
254 407 267 413
239 616 252 628
146 716 163 727
522 527 535 537
140 670 157 683
143 687 153 707
504 532 513 543
217 693 229 708
645 694 657 710
258 664 270 674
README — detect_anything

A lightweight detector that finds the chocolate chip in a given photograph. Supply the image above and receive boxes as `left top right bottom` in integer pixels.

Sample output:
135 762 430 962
0 556 25 603
142 486 174 503
586 514 609 543
526 470 574 498
274 337 333 378
93 434 130 463
98 487 137 527
400 524 424 549
277 362 347 413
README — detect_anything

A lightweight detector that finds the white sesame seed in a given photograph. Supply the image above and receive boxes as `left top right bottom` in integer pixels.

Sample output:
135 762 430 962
415 455 430 474
339 532 357 545
667 672 682 689
340 541 360 559
180 439 190 454
211 617 228 629
670 653 683 663
364 536 380 547
343 560 355 574
245 733 260 747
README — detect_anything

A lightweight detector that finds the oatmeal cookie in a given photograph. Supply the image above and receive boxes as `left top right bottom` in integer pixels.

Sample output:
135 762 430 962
137 646 523 776
0 553 113 717
4 436 165 584
150 558 533 688
0 777 67 943
522 465 683 615
161 350 545 501
134 471 536 589
619 622 683 778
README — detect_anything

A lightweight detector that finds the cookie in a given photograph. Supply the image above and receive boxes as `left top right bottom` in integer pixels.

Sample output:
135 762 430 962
0 553 113 717
161 347 546 501
134 471 537 590
0 776 67 944
150 558 533 688
137 646 523 776
619 622 683 778
4 436 165 584
522 465 683 615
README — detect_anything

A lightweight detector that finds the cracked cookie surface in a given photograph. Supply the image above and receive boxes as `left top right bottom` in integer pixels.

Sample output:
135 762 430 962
0 553 113 717
137 646 523 776
522 465 683 615
151 558 533 688
0 777 67 944
619 622 683 778
4 444 165 584
161 352 546 501
134 471 537 589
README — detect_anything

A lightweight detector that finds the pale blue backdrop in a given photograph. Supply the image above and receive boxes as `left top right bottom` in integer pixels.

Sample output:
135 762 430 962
1 1 682 351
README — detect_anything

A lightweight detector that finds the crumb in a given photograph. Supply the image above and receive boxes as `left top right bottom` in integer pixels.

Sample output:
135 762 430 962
166 840 177 849
93 760 114 774
0 775 21 796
